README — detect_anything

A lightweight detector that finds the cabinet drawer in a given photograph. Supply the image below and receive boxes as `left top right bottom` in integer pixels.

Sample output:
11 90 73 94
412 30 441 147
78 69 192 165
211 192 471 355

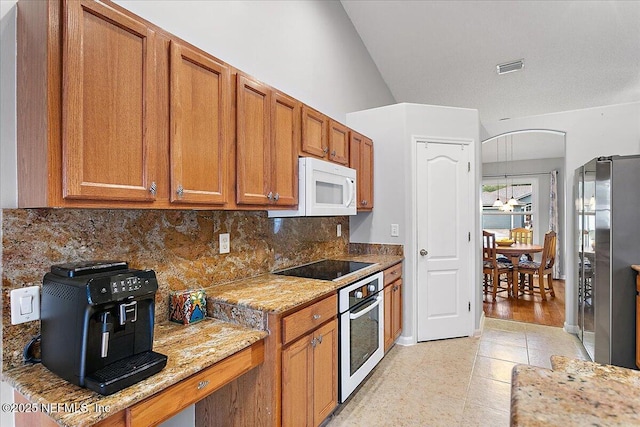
383 263 402 287
127 340 264 426
282 294 337 346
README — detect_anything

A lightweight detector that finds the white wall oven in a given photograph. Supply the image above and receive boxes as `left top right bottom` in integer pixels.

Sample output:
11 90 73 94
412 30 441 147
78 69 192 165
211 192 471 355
338 271 384 402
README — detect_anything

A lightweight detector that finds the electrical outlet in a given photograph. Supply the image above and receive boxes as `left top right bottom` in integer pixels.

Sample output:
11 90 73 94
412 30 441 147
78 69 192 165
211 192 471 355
219 233 230 254
337 224 342 237
11 286 40 325
391 224 399 237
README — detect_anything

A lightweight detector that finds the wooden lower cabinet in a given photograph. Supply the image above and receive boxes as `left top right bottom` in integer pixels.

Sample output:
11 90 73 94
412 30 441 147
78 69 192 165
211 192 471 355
383 263 403 352
282 318 337 427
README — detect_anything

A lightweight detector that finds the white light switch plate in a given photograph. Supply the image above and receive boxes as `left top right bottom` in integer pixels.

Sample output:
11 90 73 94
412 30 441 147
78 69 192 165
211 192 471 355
337 224 342 237
391 224 399 237
11 286 40 325
219 233 230 254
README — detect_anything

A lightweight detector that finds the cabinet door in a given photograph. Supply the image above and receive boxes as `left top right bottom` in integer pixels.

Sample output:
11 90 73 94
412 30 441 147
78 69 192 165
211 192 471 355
360 136 374 209
312 319 338 426
237 74 271 205
328 120 349 165
301 106 328 159
169 41 231 205
383 284 394 351
271 92 300 206
62 0 157 202
282 333 313 427
350 132 374 210
392 279 403 341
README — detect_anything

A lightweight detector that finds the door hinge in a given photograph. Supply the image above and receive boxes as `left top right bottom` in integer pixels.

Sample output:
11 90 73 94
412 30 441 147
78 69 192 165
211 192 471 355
468 232 471 242
468 162 471 172
468 302 471 312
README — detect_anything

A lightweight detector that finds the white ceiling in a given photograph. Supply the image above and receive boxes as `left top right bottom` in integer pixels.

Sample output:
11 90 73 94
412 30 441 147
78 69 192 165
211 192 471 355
341 1 640 124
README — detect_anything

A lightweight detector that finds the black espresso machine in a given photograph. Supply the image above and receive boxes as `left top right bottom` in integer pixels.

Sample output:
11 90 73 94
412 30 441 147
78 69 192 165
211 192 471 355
41 261 167 395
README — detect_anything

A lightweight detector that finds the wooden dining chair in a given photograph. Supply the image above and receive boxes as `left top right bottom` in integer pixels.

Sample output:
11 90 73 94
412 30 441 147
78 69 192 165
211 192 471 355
518 230 557 300
483 231 514 301
510 227 533 244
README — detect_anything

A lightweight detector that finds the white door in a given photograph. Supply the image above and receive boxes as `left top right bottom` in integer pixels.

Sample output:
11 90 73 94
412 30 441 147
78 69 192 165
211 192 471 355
416 141 472 341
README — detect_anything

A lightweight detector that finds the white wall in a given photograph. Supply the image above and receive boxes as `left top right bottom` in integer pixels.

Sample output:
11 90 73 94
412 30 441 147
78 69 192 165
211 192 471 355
348 103 480 341
0 0 395 209
482 102 640 331
0 2 394 426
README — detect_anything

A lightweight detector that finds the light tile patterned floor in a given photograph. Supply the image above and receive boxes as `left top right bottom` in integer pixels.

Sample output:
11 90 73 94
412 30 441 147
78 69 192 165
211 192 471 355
328 318 589 427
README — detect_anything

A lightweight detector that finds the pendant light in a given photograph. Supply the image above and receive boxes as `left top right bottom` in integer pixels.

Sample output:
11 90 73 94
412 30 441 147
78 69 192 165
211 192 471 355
507 135 519 207
492 137 504 208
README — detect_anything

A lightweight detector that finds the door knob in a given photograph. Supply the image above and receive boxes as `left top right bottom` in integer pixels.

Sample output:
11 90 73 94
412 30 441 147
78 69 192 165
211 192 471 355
420 249 428 256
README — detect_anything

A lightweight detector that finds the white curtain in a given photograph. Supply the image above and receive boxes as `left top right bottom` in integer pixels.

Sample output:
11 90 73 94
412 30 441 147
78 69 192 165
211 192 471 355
549 170 560 279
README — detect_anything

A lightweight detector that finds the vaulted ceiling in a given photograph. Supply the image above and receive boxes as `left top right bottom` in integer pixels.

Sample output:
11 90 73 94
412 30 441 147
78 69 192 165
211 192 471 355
341 1 640 125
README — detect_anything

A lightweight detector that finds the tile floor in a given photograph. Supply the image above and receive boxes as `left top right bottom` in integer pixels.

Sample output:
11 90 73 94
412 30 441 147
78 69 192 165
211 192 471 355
328 317 590 426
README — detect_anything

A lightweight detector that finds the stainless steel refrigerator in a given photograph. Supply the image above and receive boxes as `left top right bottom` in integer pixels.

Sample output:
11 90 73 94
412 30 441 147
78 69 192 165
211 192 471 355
575 155 640 369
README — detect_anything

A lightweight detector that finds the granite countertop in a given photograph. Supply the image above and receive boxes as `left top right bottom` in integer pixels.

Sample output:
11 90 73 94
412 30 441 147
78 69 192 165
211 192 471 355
204 255 403 314
2 319 267 427
511 358 640 426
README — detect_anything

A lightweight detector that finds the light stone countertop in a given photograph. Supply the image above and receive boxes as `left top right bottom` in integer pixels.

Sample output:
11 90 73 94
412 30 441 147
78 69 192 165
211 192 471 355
205 254 403 314
511 359 640 426
2 319 267 427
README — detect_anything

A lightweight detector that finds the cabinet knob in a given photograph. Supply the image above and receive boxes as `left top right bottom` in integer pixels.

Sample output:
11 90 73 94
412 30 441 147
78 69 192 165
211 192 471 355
274 193 280 202
312 314 321 320
267 191 273 201
197 380 209 390
176 185 184 198
311 338 317 348
331 150 336 157
149 181 157 196
316 334 323 344
322 147 329 154
361 200 367 206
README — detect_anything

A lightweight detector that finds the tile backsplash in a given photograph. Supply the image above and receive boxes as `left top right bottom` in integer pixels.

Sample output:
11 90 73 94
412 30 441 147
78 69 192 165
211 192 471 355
1 208 348 369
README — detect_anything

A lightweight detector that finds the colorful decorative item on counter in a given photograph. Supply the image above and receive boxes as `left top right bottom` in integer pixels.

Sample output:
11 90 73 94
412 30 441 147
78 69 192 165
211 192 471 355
170 289 207 324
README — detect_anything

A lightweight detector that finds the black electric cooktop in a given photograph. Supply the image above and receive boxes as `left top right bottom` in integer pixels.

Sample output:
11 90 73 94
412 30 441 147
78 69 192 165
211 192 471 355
274 260 373 281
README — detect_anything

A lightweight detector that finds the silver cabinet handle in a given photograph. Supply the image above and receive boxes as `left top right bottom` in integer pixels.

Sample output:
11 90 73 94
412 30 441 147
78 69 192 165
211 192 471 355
322 147 329 154
149 181 157 196
312 314 321 320
420 249 428 256
176 185 184 198
331 150 336 157
197 380 209 390
274 193 280 202
311 338 317 348
361 200 367 206
316 334 323 344
267 191 273 201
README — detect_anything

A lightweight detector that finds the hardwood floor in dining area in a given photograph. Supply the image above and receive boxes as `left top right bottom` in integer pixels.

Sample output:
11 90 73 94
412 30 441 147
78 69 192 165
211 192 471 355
483 278 565 327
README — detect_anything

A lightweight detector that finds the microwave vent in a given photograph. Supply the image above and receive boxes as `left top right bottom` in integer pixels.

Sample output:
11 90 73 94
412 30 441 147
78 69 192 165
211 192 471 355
496 59 524 75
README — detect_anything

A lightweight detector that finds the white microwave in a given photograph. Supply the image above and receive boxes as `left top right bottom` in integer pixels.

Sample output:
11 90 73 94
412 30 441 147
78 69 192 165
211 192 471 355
268 157 357 217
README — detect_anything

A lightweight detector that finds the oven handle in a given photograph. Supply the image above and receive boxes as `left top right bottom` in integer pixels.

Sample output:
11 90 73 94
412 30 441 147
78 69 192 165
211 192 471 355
349 295 382 320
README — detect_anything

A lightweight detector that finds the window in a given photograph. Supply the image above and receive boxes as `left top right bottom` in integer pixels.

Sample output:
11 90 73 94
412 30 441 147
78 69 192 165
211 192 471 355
482 177 539 241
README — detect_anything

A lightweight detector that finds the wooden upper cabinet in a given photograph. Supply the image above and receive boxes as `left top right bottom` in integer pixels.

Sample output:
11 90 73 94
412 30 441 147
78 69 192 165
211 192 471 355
328 121 349 165
236 74 299 207
271 92 300 206
349 131 374 210
236 74 271 205
62 0 158 202
169 41 231 205
301 105 328 159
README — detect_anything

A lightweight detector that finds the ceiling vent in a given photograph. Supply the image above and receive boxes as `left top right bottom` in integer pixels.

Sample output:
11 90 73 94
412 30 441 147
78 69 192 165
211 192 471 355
496 59 524 75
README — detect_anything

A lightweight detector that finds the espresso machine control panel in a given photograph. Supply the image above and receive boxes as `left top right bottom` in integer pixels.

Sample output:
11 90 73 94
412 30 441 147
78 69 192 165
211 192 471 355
87 270 158 305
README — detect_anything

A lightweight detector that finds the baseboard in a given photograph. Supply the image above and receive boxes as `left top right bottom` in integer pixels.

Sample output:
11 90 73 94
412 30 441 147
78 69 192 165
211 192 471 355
395 335 415 346
563 322 579 334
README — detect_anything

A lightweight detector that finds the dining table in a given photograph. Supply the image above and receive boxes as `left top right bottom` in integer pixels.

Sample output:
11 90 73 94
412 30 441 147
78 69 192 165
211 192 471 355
495 242 544 298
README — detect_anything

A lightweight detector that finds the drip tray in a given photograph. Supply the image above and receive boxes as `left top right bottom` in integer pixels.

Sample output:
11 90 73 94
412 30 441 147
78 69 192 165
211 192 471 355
85 351 168 395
